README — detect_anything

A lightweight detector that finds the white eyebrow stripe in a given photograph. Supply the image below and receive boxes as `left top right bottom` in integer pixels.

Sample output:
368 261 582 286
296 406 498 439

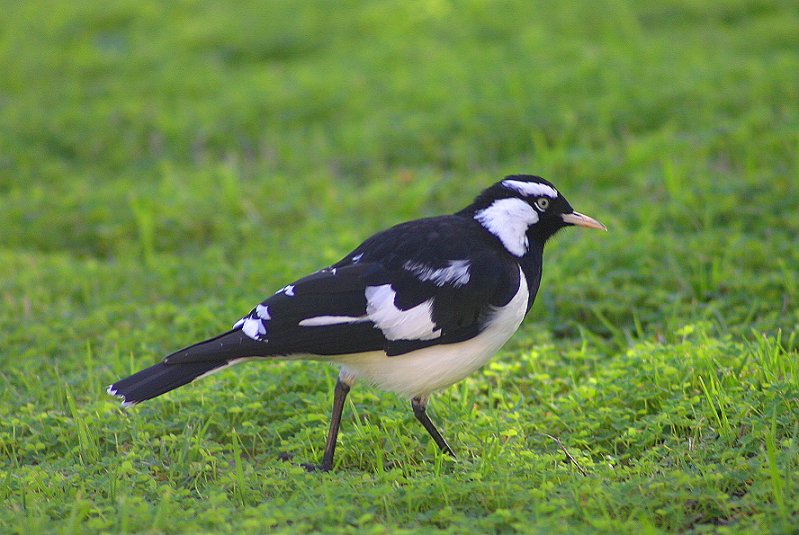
298 315 369 327
502 180 558 198
403 259 471 287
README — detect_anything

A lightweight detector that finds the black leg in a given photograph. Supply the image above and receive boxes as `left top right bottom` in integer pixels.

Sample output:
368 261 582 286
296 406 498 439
306 378 350 472
321 378 351 471
412 396 455 457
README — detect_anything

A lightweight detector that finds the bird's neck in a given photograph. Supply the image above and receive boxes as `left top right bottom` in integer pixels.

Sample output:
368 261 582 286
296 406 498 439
458 204 545 313
518 243 544 313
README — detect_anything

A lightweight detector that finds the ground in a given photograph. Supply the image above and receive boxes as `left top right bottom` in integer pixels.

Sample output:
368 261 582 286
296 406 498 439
1 1 798 533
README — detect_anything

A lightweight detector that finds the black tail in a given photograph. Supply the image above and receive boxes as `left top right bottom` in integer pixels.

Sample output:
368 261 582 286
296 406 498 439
107 360 228 406
108 329 269 406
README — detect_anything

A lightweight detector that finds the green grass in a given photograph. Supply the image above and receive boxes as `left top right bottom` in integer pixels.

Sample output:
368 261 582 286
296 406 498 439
1 0 798 532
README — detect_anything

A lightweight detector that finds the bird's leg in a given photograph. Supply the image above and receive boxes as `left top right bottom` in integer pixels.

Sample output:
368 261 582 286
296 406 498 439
306 377 351 472
411 396 455 457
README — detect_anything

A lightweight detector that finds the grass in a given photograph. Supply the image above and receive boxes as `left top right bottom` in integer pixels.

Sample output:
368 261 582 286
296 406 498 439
1 0 798 532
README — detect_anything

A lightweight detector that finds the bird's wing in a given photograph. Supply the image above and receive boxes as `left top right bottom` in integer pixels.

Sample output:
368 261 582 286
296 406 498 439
167 216 522 363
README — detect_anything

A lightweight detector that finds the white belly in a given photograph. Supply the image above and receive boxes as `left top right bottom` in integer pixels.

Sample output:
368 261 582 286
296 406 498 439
331 268 528 398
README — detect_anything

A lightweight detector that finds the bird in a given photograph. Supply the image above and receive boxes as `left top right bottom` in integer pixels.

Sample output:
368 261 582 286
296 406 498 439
108 174 605 471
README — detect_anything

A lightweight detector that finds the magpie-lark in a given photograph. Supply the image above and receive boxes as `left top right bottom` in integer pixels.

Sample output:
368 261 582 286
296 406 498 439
108 175 605 471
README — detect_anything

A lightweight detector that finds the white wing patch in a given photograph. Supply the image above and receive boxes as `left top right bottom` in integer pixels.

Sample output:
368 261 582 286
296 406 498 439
365 284 441 341
403 259 471 287
275 285 295 296
237 304 271 340
255 304 271 319
241 317 266 339
474 198 539 257
299 315 369 327
502 179 558 198
335 266 529 398
282 285 296 296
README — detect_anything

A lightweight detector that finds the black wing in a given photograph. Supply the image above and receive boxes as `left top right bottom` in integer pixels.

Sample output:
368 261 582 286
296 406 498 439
167 216 522 363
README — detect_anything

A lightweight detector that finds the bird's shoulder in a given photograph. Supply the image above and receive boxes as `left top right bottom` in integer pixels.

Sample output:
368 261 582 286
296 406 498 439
335 214 506 270
232 214 525 357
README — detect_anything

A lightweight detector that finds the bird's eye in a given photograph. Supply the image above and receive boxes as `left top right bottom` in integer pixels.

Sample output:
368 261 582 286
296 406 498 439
535 198 550 211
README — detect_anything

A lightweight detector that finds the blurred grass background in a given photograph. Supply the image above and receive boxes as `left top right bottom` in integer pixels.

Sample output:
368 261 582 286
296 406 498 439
1 1 798 533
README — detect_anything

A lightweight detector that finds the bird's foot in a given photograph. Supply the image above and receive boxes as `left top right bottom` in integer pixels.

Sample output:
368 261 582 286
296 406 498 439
301 462 332 473
277 453 331 472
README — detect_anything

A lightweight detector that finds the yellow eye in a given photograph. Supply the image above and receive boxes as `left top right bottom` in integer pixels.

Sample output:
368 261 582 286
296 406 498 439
535 198 550 210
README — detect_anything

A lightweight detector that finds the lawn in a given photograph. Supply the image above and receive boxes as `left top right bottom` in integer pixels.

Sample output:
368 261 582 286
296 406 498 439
1 0 798 533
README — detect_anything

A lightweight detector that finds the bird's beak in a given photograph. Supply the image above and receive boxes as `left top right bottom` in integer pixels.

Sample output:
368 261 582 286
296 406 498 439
561 211 607 231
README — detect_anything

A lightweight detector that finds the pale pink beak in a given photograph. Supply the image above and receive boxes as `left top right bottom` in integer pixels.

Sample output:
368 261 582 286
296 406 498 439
561 211 607 231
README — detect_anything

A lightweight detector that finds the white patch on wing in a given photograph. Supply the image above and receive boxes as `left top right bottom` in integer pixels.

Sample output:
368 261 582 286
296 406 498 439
352 253 364 263
502 179 558 198
298 315 369 327
364 284 441 341
474 198 538 256
403 259 471 287
255 304 271 319
333 266 529 398
241 316 266 339
275 284 295 296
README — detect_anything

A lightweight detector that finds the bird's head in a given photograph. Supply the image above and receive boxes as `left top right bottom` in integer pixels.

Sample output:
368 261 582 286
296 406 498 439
462 175 606 257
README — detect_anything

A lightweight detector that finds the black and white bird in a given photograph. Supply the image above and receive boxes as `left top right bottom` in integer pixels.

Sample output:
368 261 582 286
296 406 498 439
108 175 605 471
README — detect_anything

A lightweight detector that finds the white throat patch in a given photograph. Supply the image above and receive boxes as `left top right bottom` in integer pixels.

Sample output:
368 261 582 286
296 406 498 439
502 179 558 198
474 198 538 256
